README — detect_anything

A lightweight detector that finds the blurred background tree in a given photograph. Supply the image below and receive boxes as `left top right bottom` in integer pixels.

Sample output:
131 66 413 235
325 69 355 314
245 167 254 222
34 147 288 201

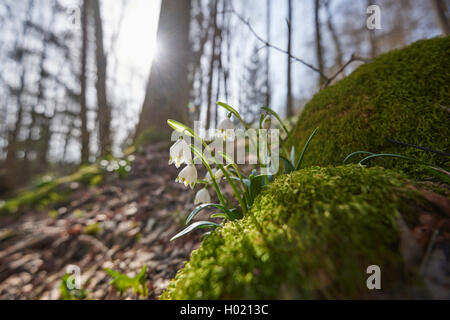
0 0 447 195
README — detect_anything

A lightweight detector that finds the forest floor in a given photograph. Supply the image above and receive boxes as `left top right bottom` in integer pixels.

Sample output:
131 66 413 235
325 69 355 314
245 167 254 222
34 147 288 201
0 142 449 299
0 143 206 299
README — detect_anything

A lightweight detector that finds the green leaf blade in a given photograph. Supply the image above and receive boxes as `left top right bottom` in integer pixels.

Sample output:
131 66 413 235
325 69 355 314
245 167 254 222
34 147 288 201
170 221 221 242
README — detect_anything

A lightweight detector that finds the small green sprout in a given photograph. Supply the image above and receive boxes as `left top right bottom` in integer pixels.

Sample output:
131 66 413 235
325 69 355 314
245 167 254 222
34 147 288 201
105 266 148 298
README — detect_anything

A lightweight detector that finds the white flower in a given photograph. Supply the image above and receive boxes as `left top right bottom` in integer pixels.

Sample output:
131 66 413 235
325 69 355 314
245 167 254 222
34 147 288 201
262 115 272 129
176 165 198 189
194 188 211 205
216 118 235 141
205 169 224 183
169 138 192 168
100 160 109 167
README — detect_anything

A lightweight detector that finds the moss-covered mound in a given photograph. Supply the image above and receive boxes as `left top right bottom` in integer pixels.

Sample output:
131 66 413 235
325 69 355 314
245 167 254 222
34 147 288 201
292 37 450 176
160 165 449 299
0 165 102 216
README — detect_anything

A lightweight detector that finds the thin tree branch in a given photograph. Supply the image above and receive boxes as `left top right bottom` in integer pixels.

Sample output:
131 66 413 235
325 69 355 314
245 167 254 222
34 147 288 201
322 54 369 88
228 7 370 89
229 7 328 80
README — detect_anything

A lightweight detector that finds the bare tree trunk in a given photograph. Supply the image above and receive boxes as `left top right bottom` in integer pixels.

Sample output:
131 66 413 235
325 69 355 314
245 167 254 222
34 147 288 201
91 0 111 157
265 0 271 107
5 0 34 187
80 0 90 164
135 0 192 140
286 0 293 117
432 0 450 35
222 0 231 103
206 0 219 130
314 0 325 86
325 0 343 68
24 4 57 169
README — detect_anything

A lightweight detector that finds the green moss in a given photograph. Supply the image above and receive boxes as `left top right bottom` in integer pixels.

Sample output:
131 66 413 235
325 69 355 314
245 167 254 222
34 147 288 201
0 165 102 216
83 222 103 236
292 37 450 177
160 165 440 300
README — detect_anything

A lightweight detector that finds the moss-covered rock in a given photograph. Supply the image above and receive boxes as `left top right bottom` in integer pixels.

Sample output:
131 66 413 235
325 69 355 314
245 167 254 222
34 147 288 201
292 37 450 177
0 165 102 216
161 165 448 299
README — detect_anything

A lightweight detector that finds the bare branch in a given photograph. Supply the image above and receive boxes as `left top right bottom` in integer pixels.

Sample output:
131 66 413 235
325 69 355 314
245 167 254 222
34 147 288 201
229 7 328 80
228 7 370 90
322 54 370 88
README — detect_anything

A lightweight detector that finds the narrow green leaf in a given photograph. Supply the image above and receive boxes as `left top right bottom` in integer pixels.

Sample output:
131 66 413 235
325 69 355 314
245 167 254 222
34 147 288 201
170 221 220 241
295 127 319 170
216 102 240 118
290 146 296 166
210 213 228 219
359 153 433 167
280 155 295 173
217 102 248 129
343 151 376 164
167 119 194 137
186 203 227 225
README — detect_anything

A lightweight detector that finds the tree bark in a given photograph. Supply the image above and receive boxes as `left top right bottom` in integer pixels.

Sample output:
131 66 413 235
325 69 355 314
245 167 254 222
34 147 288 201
206 0 219 130
325 0 343 68
80 0 90 164
135 0 192 140
432 0 450 35
314 0 325 86
286 0 293 117
5 0 34 187
91 0 111 157
265 0 271 107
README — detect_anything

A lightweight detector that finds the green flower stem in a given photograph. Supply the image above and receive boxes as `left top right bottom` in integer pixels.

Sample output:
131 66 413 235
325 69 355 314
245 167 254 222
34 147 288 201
191 145 229 212
217 164 247 214
189 123 249 211
219 152 250 205
217 102 250 130
261 107 290 139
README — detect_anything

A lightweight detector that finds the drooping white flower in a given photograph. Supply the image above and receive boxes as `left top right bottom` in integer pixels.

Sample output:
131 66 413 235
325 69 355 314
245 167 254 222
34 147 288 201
262 115 272 129
194 188 211 205
205 169 224 183
216 118 235 141
169 138 192 168
119 160 127 167
176 165 198 189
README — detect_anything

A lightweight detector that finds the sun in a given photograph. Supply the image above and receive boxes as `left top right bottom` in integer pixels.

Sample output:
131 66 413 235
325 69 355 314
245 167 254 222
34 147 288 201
115 0 161 72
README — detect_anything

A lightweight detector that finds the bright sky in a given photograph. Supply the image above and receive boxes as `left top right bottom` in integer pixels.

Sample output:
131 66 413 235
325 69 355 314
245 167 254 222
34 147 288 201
112 0 161 74
102 0 161 153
